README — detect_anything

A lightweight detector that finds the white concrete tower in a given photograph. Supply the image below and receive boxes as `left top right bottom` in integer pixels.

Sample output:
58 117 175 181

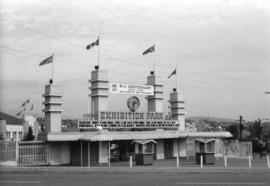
89 66 109 120
42 80 63 133
169 89 185 131
146 71 164 112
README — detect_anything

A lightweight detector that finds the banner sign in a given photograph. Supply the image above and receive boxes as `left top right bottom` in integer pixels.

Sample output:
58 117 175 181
99 111 171 121
109 83 154 95
78 111 177 129
78 120 179 129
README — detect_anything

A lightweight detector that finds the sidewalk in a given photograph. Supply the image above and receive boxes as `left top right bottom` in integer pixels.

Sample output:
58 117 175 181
1 158 270 174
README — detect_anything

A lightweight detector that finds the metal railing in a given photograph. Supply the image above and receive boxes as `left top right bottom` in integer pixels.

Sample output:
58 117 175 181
18 141 48 167
0 141 16 162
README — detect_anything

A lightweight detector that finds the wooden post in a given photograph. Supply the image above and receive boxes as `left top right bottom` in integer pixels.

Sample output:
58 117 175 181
129 155 132 168
48 143 50 166
15 141 19 166
108 141 111 167
88 142 90 168
200 155 203 168
248 155 252 168
267 155 270 168
224 155 227 167
176 155 179 168
80 141 83 166
177 138 180 168
99 141 102 165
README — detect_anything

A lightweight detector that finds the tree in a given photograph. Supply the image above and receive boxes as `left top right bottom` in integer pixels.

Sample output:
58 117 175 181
226 124 238 139
23 126 35 141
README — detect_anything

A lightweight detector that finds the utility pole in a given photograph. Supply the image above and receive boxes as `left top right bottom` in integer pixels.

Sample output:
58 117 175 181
236 115 245 141
255 118 269 158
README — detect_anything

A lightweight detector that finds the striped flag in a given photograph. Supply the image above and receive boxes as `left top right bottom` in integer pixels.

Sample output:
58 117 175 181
86 38 99 50
39 55 53 66
142 45 155 55
168 68 176 79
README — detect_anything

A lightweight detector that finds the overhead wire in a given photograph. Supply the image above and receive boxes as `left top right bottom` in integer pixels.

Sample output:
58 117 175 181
1 19 264 94
0 18 159 70
0 45 148 80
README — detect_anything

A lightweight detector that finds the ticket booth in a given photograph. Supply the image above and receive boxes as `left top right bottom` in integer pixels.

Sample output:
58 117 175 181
132 139 157 165
195 139 215 164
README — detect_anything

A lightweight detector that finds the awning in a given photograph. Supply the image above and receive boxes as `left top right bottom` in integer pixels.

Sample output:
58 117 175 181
47 133 84 141
81 133 113 141
131 139 157 144
195 138 216 144
187 132 232 138
46 131 232 142
107 131 180 140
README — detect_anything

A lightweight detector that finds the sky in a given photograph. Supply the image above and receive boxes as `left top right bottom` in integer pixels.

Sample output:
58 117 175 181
0 0 270 121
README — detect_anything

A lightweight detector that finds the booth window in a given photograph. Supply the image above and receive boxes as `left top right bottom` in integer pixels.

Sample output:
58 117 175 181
145 143 152 153
206 142 214 152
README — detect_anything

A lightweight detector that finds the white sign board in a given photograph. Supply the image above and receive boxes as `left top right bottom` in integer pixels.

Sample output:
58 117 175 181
109 83 154 95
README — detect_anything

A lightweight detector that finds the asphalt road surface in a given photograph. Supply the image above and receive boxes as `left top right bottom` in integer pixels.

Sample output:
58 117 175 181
0 170 269 186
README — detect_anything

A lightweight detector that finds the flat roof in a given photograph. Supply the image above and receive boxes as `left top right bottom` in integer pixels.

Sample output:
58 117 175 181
46 131 232 142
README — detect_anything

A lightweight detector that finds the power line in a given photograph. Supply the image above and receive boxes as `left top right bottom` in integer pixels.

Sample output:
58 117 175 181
0 21 172 79
0 45 147 79
0 18 167 71
1 45 264 94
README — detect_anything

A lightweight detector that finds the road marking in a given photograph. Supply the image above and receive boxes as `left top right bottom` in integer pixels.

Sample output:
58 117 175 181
0 181 42 184
177 183 267 185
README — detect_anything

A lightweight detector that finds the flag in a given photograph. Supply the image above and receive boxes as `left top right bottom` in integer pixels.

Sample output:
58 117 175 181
142 45 155 55
31 104 34 111
168 68 176 78
21 99 30 107
16 111 21 116
21 102 26 107
86 38 99 50
39 55 53 66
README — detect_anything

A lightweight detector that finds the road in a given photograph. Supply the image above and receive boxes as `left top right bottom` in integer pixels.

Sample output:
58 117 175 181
0 170 270 186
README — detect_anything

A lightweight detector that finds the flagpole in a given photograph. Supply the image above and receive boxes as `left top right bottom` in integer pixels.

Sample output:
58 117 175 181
176 66 178 91
98 36 100 68
153 44 156 73
28 99 30 115
52 54 54 83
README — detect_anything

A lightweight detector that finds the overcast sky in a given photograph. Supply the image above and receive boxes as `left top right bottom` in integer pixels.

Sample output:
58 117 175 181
0 0 269 121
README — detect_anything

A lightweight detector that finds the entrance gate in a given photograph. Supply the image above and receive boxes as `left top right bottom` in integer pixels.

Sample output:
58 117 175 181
18 141 48 166
0 141 16 162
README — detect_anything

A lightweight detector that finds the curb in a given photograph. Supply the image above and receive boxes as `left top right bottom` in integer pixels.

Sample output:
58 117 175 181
1 166 270 174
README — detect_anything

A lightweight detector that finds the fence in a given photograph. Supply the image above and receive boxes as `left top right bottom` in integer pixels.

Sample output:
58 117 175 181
223 140 253 158
0 141 16 162
18 141 48 166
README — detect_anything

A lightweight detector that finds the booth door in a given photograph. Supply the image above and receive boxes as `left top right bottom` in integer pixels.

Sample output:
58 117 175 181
90 142 99 163
164 139 174 159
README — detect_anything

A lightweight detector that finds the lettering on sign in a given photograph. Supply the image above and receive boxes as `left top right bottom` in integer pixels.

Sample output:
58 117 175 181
78 120 179 129
78 111 176 129
109 83 154 95
99 111 171 121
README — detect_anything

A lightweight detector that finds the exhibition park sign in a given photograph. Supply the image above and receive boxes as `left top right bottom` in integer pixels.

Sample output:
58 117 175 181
78 111 179 129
